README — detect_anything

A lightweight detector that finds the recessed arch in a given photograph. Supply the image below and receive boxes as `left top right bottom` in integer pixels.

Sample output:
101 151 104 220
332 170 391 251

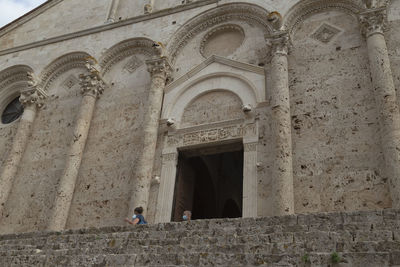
39 51 93 92
99 37 158 75
283 0 364 37
0 65 34 126
163 72 259 126
167 2 273 64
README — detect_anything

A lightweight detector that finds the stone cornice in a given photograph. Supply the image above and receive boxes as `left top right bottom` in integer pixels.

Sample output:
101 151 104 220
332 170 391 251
0 0 218 57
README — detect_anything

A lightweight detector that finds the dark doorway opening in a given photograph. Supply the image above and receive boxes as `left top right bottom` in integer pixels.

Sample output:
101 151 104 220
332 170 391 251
172 143 243 221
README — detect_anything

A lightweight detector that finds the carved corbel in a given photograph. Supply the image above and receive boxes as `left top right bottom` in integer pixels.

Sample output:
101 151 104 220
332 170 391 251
79 59 107 98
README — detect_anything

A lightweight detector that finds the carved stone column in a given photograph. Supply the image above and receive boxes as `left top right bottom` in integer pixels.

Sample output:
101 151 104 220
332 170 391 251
155 151 178 223
359 8 400 208
48 60 105 231
243 141 258 217
0 74 46 216
127 57 172 218
267 31 295 215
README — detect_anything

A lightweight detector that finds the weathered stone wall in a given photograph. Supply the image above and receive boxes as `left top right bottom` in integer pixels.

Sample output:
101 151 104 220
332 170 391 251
66 56 152 229
289 10 391 214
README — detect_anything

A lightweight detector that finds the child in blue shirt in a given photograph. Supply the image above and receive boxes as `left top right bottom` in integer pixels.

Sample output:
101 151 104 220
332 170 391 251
125 206 147 225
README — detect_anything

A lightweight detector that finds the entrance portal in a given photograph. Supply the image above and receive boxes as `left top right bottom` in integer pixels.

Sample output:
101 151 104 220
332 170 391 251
172 143 243 221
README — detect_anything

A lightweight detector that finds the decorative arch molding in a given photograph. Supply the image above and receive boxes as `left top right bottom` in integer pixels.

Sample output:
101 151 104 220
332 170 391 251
163 72 259 126
0 65 33 92
283 0 364 36
39 52 93 92
167 2 273 64
100 37 157 74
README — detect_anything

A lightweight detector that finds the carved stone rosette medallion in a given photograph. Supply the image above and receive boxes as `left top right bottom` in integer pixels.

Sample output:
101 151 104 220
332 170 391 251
79 60 106 98
359 8 387 37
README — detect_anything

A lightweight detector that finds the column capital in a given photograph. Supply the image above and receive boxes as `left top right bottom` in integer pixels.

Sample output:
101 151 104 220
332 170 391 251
79 59 106 98
265 31 290 56
145 57 173 80
19 72 47 109
359 7 387 37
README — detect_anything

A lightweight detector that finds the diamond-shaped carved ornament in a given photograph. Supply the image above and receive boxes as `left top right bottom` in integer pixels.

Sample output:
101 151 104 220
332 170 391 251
311 23 341 44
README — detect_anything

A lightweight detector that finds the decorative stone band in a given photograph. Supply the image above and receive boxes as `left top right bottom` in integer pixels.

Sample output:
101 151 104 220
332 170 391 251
79 60 106 98
165 121 258 148
146 57 172 80
359 7 387 38
265 31 290 56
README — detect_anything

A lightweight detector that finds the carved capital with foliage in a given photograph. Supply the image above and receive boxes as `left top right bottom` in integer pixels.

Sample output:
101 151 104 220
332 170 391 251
19 72 47 108
146 57 172 80
79 59 106 98
266 31 290 56
359 8 387 37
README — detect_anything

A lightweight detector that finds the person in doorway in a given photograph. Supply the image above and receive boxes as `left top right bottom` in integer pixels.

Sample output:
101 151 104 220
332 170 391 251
182 210 192 222
125 206 147 225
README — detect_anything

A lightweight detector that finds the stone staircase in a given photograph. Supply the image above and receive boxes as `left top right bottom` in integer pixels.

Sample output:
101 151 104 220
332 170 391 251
1 209 400 266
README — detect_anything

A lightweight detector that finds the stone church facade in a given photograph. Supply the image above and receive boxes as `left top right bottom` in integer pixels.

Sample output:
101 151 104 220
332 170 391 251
0 0 399 235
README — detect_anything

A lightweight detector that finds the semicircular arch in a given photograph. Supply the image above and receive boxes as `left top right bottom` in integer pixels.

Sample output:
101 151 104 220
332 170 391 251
283 0 364 36
100 37 157 75
167 2 273 64
163 72 259 126
0 65 34 116
39 51 93 92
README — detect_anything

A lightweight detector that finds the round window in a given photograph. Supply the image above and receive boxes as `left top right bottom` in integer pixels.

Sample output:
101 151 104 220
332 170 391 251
1 97 24 124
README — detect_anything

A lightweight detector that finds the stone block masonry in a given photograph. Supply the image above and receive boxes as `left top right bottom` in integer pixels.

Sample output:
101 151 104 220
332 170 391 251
1 209 400 266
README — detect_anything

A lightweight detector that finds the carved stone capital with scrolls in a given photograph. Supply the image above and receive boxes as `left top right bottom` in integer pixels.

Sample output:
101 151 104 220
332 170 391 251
146 57 172 80
19 72 47 108
79 60 106 98
266 31 290 56
359 8 387 37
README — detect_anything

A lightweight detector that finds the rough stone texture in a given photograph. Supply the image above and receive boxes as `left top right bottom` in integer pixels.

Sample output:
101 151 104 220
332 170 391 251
0 0 399 234
1 210 400 266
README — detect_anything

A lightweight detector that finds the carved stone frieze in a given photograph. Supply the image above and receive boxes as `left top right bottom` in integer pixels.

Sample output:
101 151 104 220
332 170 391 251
166 122 257 148
359 7 387 37
0 65 33 91
79 60 107 98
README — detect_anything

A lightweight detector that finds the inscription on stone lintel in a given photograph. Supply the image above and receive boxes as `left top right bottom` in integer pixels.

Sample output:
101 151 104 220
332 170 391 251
167 122 257 147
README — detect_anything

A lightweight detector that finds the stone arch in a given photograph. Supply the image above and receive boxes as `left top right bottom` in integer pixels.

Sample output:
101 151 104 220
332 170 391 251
0 65 34 119
164 72 258 126
283 0 364 36
99 37 157 75
39 52 93 92
167 3 273 64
